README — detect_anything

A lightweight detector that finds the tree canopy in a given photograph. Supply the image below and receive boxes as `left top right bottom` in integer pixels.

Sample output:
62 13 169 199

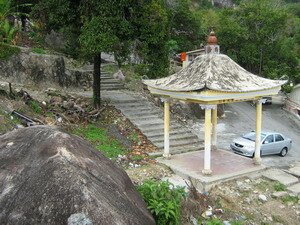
3 0 298 95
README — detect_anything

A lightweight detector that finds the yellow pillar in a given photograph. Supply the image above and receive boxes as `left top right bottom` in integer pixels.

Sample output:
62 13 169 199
201 105 215 175
211 106 218 150
163 99 171 159
253 99 262 165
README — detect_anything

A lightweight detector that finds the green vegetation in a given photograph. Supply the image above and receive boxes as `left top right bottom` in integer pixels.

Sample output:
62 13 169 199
206 218 223 225
0 108 21 134
128 132 139 143
137 180 185 225
28 100 42 114
0 43 20 59
273 182 287 192
32 47 46 54
73 124 126 159
281 195 299 204
255 180 272 192
131 155 144 162
272 214 285 224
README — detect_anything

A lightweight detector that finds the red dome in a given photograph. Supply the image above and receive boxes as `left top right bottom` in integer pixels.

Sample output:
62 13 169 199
207 31 218 45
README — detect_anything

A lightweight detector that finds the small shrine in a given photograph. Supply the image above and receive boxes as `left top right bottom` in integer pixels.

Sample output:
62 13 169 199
143 31 286 175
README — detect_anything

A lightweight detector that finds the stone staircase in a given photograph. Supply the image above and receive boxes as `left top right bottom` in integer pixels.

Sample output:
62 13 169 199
100 72 125 91
101 90 204 156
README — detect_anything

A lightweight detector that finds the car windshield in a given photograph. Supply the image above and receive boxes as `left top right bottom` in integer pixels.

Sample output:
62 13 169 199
242 132 266 141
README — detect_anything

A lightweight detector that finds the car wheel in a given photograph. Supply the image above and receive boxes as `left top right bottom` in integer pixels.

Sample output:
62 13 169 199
280 147 288 157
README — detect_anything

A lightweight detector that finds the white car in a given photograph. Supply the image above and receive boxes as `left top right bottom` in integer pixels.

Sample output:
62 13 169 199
230 131 292 157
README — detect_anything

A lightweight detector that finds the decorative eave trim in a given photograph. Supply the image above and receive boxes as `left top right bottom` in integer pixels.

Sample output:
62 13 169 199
147 86 282 103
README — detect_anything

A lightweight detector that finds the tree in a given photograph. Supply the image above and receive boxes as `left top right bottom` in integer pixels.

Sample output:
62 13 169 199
128 0 170 78
31 0 80 57
79 0 131 108
167 0 202 52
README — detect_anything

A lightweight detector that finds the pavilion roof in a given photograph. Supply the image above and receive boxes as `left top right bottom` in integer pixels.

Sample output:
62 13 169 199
143 54 287 93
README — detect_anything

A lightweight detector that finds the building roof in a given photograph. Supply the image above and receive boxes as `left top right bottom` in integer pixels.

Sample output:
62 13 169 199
143 54 287 93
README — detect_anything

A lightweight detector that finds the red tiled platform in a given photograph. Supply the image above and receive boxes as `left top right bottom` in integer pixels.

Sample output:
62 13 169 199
157 149 266 191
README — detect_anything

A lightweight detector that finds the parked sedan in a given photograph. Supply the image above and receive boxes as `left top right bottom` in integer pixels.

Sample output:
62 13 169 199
230 131 292 157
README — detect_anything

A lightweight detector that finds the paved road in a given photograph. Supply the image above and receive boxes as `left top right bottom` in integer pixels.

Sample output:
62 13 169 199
191 101 300 168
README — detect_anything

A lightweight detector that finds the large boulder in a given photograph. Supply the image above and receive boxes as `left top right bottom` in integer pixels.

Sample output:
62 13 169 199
0 126 155 225
0 47 93 89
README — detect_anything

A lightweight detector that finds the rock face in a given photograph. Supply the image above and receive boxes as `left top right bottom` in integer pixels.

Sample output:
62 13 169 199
0 47 93 89
0 126 155 225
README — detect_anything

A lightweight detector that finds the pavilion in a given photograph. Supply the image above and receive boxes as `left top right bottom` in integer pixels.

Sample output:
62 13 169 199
143 31 286 175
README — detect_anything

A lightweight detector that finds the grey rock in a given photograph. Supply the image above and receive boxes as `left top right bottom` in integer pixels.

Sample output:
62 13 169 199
113 70 125 81
62 100 75 109
259 194 267 202
0 126 155 225
0 47 123 90
45 30 66 51
68 213 92 225
272 191 288 198
244 197 251 204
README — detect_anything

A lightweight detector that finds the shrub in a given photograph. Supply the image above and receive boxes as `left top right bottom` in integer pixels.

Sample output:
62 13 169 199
0 43 20 60
137 180 186 225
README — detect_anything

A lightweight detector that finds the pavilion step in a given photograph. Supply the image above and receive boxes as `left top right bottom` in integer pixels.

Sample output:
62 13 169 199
138 123 182 131
154 138 201 149
132 118 164 126
150 133 200 143
101 84 125 90
149 145 204 157
110 99 139 104
101 79 124 84
129 115 161 121
121 108 161 115
119 110 162 118
114 101 148 106
115 103 154 110
144 128 190 138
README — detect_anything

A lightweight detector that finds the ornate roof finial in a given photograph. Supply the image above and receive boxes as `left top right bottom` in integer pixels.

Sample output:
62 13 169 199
207 30 218 45
205 30 220 54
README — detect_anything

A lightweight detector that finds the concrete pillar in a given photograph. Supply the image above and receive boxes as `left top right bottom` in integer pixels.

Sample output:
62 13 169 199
253 99 263 165
200 105 216 175
211 106 218 150
163 99 171 159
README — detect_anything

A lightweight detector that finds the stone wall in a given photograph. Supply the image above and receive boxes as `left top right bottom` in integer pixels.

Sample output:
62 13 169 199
0 47 93 89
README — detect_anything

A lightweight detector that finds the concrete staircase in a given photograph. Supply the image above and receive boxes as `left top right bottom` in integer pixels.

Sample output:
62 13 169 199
100 72 125 91
102 90 204 155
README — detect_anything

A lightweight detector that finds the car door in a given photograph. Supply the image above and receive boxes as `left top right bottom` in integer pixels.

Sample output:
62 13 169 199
261 134 275 155
274 134 286 153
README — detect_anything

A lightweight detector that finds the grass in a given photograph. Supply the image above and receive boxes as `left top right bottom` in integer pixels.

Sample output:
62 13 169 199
281 195 299 205
271 214 285 223
28 100 42 114
32 47 46 54
273 182 286 192
255 180 272 192
102 64 118 74
0 43 21 60
73 124 126 159
0 109 21 134
131 155 144 161
128 132 140 143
